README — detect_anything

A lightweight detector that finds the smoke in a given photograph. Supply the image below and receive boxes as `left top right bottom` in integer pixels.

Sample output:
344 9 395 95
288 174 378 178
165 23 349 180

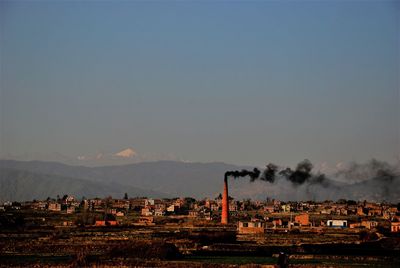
308 174 330 188
224 168 261 181
227 159 400 202
332 159 400 202
334 159 397 183
225 159 323 186
259 163 278 183
259 159 318 186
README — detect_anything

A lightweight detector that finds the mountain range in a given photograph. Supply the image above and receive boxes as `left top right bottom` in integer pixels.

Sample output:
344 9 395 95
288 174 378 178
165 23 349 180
0 159 399 203
1 148 181 167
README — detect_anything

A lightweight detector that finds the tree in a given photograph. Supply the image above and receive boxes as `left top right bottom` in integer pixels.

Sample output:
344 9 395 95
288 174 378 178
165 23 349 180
124 193 128 200
184 197 196 204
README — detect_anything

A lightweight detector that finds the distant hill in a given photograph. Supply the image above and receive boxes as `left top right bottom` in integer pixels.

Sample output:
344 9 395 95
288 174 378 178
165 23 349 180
0 160 242 199
0 160 399 202
0 167 168 202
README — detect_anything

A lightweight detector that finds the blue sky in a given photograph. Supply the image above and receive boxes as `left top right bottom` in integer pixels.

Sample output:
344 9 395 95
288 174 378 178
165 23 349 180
1 1 399 167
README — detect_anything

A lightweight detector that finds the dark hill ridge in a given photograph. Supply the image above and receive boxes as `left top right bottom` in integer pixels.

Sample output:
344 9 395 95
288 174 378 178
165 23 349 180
0 160 399 202
0 167 168 202
0 160 242 199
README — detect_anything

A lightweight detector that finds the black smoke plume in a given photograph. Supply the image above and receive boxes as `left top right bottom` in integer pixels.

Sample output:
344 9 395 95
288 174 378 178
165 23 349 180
287 159 313 185
226 159 399 202
225 168 261 181
259 159 316 186
259 163 278 183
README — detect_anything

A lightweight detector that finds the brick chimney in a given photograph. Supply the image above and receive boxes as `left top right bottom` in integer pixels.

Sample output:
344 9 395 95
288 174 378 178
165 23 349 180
221 177 229 224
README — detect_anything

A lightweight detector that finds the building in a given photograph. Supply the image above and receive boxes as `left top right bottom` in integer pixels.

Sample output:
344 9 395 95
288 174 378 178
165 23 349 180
361 220 378 229
327 220 347 228
145 198 155 207
238 220 265 234
391 222 400 233
154 208 165 216
66 207 75 214
116 211 125 217
130 198 146 210
138 216 154 225
141 207 153 216
48 203 61 212
294 213 309 226
94 220 118 226
272 219 283 228
188 210 199 217
264 205 275 213
229 202 238 212
30 201 47 210
281 204 291 213
166 204 176 212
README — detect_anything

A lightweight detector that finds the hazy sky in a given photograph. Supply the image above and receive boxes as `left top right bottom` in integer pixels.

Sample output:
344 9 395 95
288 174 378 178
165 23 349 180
1 1 399 167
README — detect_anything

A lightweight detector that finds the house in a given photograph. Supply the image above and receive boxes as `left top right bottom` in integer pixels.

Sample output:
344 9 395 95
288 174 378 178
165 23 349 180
116 211 125 217
281 204 291 213
349 220 379 229
188 210 199 217
66 207 75 214
368 209 382 217
294 213 309 226
167 204 176 212
31 201 47 210
48 203 61 212
229 202 238 212
154 208 165 216
361 220 378 229
264 205 275 213
210 203 219 211
138 216 154 225
272 219 283 228
349 223 361 229
173 198 185 208
145 198 155 207
64 195 75 204
238 220 265 234
129 198 146 210
357 207 365 216
112 200 130 210
94 220 118 226
320 209 333 215
203 211 212 220
141 207 153 216
62 221 75 226
327 220 347 228
106 208 117 215
391 222 400 233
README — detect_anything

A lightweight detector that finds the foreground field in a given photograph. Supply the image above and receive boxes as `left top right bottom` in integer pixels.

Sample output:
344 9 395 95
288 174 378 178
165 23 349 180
1 225 400 267
1 209 400 267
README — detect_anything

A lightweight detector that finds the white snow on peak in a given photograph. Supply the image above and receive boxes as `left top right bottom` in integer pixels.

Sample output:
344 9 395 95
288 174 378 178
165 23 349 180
114 148 137 158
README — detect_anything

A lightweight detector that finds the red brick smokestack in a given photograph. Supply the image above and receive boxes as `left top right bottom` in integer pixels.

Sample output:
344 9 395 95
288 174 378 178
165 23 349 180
221 177 229 224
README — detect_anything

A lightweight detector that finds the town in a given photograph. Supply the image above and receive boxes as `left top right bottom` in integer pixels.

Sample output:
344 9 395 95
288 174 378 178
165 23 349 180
1 195 400 267
2 195 400 231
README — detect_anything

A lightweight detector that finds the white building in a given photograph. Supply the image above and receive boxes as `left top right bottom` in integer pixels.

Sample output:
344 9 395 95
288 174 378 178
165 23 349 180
327 219 347 228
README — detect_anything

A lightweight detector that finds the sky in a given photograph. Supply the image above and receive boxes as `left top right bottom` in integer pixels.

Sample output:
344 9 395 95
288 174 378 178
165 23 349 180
1 0 399 168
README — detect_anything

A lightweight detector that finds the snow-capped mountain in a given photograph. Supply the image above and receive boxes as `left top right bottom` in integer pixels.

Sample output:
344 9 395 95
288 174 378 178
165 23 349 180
114 148 137 158
2 148 181 167
75 148 181 166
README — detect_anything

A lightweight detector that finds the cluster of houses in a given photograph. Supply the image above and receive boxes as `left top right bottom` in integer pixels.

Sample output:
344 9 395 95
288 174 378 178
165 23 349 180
1 196 399 233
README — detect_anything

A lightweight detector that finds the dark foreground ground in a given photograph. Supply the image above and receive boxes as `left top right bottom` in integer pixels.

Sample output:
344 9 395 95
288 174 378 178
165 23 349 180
1 209 400 267
1 224 400 268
